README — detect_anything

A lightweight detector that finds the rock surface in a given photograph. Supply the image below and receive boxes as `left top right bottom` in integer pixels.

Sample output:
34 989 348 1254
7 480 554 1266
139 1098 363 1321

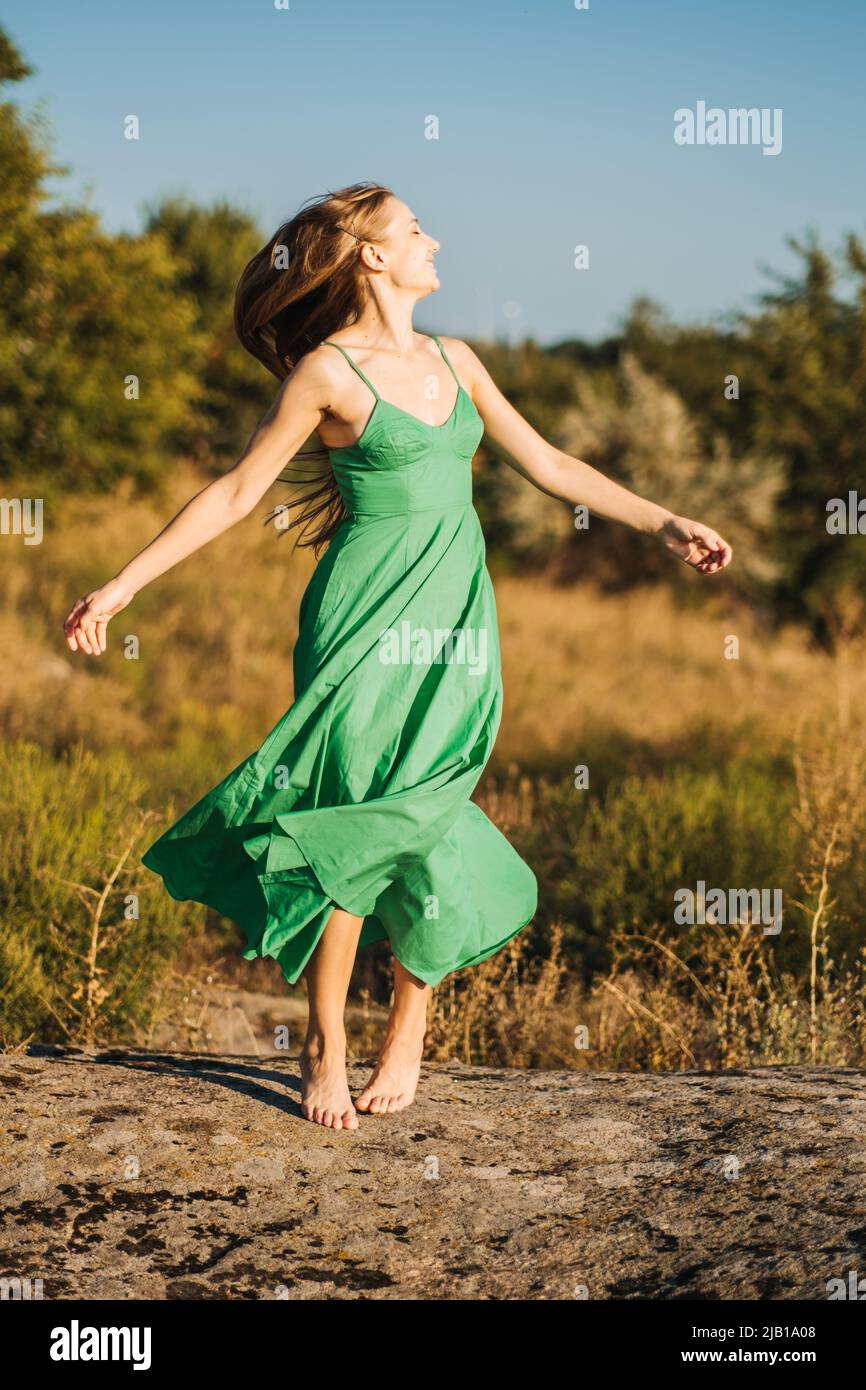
2 1048 865 1300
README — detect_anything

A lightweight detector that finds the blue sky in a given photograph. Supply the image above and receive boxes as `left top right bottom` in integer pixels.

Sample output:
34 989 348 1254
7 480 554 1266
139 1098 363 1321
6 0 865 343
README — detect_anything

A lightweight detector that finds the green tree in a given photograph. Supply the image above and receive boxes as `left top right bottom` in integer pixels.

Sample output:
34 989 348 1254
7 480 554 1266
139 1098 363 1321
619 296 760 456
742 232 866 642
0 29 206 493
143 197 273 464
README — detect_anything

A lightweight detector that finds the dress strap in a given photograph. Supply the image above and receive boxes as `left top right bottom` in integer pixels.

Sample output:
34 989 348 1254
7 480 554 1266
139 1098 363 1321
430 334 461 389
320 341 381 402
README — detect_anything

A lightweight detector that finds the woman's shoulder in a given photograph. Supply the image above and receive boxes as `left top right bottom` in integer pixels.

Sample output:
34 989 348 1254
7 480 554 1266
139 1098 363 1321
433 332 476 370
433 335 483 392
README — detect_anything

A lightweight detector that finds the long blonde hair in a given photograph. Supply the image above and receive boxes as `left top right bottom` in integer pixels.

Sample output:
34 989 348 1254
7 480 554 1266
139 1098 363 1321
234 181 395 553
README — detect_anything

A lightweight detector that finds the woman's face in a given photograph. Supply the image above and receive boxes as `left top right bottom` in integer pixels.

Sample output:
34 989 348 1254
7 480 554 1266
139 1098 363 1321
370 197 441 295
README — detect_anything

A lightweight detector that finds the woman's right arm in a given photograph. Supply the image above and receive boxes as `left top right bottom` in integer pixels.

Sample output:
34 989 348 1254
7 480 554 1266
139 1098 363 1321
63 352 333 655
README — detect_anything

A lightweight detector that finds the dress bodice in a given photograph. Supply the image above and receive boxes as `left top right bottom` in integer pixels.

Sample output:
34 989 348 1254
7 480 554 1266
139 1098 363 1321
321 335 484 518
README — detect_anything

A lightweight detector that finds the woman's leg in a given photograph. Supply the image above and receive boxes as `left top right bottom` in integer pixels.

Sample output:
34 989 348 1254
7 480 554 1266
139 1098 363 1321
299 905 364 1130
354 956 431 1114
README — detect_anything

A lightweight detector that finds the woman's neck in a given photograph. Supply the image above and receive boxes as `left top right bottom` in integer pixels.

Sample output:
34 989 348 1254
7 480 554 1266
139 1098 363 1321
342 293 423 356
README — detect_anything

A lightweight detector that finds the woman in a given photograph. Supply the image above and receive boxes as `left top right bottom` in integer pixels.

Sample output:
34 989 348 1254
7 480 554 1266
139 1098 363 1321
63 182 732 1131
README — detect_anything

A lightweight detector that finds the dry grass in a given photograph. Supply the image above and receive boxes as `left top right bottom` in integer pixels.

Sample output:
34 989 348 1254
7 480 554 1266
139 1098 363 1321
496 574 843 770
443 700 866 1070
0 467 316 795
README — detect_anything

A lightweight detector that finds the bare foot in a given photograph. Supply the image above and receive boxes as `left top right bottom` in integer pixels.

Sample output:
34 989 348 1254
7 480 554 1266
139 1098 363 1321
354 1029 425 1115
299 1038 358 1130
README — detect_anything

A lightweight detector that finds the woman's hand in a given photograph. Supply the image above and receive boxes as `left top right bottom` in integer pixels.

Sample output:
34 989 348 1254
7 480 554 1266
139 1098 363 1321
658 514 733 575
63 579 134 655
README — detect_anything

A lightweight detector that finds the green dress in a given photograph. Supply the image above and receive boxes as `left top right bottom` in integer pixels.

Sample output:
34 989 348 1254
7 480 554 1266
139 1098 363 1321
141 334 537 987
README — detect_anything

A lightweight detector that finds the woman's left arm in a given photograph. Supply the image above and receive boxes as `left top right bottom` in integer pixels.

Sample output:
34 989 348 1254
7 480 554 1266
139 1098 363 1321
455 339 733 576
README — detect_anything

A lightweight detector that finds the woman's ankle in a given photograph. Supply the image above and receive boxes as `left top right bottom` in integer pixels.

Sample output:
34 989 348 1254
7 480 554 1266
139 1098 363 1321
382 1015 427 1049
301 1026 347 1058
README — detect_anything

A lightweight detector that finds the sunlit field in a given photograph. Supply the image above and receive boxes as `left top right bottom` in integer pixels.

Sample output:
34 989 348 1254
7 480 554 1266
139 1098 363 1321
3 468 865 1066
